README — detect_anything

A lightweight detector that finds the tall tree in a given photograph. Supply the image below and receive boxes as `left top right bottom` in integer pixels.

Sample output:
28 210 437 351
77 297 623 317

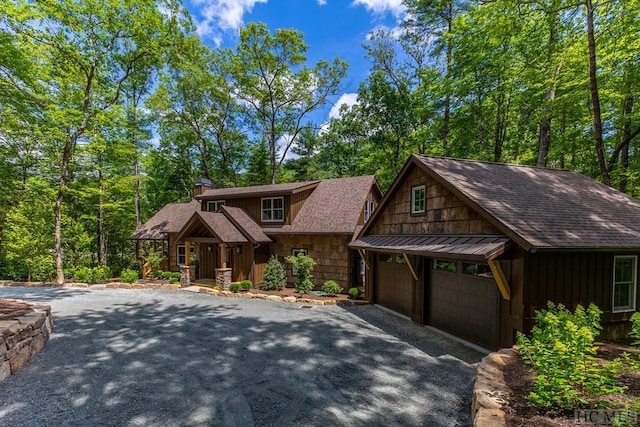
0 0 185 284
231 22 348 184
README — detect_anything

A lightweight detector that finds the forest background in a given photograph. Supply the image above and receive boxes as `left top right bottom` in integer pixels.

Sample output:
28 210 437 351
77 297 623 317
0 0 638 283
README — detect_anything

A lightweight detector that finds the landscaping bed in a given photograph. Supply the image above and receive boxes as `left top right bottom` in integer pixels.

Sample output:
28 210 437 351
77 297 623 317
504 340 640 426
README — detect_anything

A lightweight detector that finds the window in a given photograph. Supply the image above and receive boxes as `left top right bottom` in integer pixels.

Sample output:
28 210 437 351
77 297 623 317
261 197 284 222
177 245 196 266
206 200 225 212
411 185 426 214
613 256 637 313
463 262 493 278
364 199 375 222
291 248 308 256
434 259 457 273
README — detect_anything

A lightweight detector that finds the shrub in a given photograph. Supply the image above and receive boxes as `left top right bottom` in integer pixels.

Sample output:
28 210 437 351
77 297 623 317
120 268 138 284
145 249 164 271
240 280 252 290
91 266 112 283
73 266 92 283
229 282 242 293
260 255 286 290
517 302 625 409
285 253 316 294
348 287 361 299
322 280 343 296
168 272 181 284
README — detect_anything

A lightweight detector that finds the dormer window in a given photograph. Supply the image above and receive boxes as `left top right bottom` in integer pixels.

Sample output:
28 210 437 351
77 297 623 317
364 199 375 222
207 200 225 212
262 197 284 222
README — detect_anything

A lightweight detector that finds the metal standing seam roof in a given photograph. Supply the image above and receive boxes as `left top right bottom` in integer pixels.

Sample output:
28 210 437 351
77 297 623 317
349 235 511 260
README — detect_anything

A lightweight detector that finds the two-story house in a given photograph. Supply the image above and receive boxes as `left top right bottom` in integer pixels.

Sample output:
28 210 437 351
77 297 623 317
131 176 383 290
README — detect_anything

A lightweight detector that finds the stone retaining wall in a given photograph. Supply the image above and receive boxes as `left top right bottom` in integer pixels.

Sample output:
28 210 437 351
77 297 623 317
0 299 53 383
472 346 517 427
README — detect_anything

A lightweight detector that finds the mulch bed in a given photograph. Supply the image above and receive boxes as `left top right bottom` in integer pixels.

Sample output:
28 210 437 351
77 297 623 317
504 341 640 426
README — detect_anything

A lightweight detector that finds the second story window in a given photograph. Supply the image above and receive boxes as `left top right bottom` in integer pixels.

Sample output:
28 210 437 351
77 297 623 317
262 197 284 222
206 200 225 212
411 185 426 214
364 199 375 222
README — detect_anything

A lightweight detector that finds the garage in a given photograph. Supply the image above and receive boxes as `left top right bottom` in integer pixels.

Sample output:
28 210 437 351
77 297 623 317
375 253 414 317
429 260 500 349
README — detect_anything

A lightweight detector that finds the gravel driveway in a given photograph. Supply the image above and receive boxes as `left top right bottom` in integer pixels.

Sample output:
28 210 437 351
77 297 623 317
0 286 484 426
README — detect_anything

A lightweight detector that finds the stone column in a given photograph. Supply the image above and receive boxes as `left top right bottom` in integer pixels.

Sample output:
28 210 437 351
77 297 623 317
180 265 195 288
215 268 233 291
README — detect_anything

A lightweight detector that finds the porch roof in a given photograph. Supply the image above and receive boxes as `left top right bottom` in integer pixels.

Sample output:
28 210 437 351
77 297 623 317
175 211 248 244
349 234 511 260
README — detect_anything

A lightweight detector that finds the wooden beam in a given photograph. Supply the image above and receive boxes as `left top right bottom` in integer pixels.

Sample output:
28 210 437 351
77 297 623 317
357 249 371 270
488 259 511 300
403 253 419 281
220 243 227 268
185 241 190 266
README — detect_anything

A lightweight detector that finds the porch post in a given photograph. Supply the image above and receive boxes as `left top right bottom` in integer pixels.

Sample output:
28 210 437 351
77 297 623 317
185 241 190 266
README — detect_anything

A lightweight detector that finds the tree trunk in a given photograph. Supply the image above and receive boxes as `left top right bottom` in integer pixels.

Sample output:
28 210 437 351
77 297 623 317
537 14 559 167
54 137 74 285
98 151 107 266
585 0 609 185
442 1 453 155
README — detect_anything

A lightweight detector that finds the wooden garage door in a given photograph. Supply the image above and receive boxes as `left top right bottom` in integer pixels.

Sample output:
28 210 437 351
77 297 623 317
375 254 413 317
430 262 499 349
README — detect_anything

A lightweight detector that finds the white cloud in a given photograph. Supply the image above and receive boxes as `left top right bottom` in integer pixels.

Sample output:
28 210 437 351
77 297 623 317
191 0 268 42
329 93 359 119
317 0 327 5
351 0 406 18
276 134 300 161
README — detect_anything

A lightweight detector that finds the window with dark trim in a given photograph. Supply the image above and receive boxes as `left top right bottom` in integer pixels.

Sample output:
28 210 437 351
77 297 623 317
206 200 225 212
261 197 284 222
434 259 457 273
291 248 308 256
411 185 426 214
613 255 637 313
463 262 493 278
364 199 375 222
177 245 196 266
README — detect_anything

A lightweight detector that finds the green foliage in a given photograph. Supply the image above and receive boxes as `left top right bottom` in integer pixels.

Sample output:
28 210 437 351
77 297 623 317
240 280 252 290
229 282 242 293
631 312 640 347
285 253 316 294
72 266 112 284
321 280 343 296
145 250 165 271
212 285 222 291
260 255 286 291
517 302 625 409
120 269 139 284
348 287 361 299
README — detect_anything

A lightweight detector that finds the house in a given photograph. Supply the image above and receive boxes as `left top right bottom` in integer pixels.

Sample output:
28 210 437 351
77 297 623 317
131 176 383 290
350 154 640 350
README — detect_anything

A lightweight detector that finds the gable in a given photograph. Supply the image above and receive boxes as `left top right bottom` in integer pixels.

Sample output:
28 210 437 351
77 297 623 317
370 164 500 236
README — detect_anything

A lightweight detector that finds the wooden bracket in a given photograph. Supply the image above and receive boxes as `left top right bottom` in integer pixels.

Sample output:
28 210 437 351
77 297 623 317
357 249 371 270
488 259 511 300
403 253 419 281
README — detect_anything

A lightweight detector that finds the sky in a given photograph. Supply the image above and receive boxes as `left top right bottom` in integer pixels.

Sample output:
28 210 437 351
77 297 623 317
183 0 407 124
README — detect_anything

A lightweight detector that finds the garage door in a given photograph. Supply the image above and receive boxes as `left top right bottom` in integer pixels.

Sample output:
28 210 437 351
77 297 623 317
430 261 499 349
375 254 414 317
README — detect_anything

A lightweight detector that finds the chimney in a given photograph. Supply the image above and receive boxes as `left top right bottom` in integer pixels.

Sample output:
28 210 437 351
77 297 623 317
194 178 214 197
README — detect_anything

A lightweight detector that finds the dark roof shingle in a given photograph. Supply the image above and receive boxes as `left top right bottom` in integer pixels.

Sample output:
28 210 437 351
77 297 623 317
130 200 200 240
199 181 319 199
415 155 640 250
219 206 272 243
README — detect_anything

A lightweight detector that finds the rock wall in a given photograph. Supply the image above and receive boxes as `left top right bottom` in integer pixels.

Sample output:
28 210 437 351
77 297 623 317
472 346 517 427
0 299 53 383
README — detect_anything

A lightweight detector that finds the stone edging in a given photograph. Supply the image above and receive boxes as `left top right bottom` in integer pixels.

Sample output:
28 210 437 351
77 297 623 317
197 287 369 306
0 299 53 383
472 346 517 427
0 281 181 290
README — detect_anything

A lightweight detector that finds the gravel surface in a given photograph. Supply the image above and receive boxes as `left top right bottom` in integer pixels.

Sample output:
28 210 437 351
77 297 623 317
0 286 484 426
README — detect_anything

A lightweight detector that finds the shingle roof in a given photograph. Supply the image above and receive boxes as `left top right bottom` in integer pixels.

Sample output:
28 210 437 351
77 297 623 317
414 155 640 250
176 211 248 243
199 181 319 199
219 206 272 243
130 200 200 240
263 175 380 234
351 235 511 259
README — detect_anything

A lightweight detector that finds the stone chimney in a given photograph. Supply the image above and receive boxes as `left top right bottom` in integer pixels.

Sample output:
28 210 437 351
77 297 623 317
193 178 214 197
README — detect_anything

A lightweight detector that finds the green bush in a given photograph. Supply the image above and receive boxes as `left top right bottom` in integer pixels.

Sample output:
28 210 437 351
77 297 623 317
229 282 242 293
120 268 138 284
260 255 286 290
145 249 164 270
517 302 625 409
240 280 252 290
285 253 316 294
322 280 343 296
631 312 640 347
73 266 92 283
348 287 361 299
91 266 112 283
169 272 181 284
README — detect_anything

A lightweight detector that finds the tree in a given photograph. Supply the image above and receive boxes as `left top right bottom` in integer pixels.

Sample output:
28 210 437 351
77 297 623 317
0 0 186 284
259 255 286 290
231 22 348 184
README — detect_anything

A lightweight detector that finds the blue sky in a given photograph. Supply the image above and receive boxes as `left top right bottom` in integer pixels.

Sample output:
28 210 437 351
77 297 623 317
183 0 406 124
